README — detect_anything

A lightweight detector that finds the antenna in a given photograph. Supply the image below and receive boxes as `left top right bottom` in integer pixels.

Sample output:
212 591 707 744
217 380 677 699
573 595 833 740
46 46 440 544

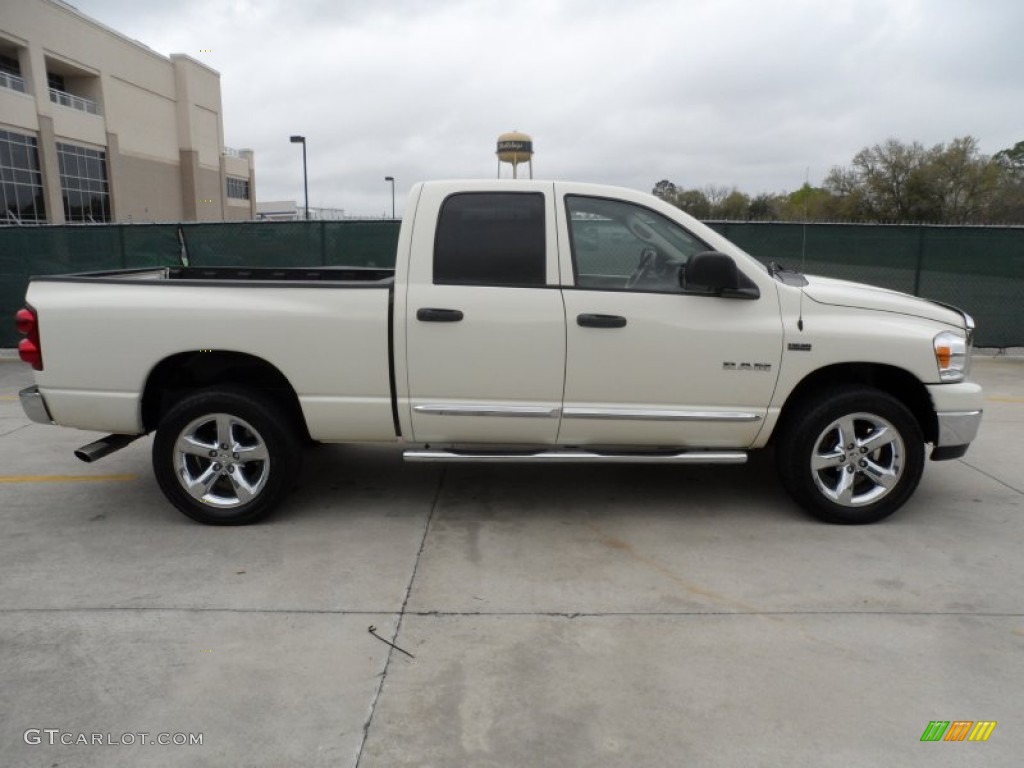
798 166 809 331
800 165 809 270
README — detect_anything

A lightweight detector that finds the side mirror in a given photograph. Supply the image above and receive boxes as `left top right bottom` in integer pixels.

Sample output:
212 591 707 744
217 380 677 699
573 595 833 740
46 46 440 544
682 251 760 300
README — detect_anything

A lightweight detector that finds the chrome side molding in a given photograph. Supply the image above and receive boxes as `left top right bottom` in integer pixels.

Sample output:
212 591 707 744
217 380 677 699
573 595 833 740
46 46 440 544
413 404 560 418
413 403 761 422
562 407 761 422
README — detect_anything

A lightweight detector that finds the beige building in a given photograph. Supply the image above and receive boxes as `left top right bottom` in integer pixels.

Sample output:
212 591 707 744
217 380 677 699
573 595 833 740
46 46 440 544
0 0 255 224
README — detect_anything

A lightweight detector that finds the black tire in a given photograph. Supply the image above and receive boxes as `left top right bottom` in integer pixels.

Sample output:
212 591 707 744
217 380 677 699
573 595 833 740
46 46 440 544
775 386 924 524
152 387 301 525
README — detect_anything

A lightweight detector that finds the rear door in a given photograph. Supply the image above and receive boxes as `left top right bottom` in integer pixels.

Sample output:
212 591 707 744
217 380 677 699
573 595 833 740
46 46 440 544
403 183 566 444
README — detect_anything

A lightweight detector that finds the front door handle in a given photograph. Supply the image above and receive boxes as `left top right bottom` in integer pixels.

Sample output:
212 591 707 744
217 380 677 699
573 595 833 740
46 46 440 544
417 308 464 322
577 313 627 328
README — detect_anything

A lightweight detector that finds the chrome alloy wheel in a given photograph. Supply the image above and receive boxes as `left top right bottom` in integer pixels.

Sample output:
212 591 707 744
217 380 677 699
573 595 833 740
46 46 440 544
173 413 270 508
810 412 905 507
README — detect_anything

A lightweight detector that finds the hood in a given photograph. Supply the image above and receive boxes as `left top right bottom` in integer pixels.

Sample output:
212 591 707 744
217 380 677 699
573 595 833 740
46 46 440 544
802 275 966 327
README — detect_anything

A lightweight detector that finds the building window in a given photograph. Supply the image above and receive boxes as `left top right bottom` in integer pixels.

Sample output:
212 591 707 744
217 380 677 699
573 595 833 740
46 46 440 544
56 142 110 223
226 177 250 200
0 55 19 77
0 129 46 223
0 54 25 93
46 70 99 114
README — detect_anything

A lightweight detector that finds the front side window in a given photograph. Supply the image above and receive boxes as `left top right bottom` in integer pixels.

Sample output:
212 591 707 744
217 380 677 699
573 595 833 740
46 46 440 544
56 142 110 222
434 192 546 286
566 195 708 292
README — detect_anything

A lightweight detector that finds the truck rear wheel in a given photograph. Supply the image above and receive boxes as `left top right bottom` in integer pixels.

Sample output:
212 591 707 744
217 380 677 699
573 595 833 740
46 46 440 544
776 386 924 524
152 387 301 525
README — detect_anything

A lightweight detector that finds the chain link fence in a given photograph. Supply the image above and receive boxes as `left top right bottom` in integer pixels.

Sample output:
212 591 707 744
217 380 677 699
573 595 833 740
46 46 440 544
1 219 1021 348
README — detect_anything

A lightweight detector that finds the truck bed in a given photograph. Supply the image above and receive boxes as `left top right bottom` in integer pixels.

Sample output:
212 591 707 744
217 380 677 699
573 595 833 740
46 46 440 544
25 265 397 440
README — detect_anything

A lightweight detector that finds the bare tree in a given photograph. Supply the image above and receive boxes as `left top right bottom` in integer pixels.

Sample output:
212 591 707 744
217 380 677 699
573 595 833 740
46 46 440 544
701 184 732 210
651 179 679 202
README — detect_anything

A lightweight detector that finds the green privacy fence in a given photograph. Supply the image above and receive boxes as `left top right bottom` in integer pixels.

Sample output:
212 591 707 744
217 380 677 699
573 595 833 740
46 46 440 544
1 219 1021 348
173 220 399 269
707 222 1024 349
0 220 401 348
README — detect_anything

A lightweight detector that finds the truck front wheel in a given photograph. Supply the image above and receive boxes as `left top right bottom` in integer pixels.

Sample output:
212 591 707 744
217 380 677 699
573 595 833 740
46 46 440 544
776 386 925 524
152 387 301 525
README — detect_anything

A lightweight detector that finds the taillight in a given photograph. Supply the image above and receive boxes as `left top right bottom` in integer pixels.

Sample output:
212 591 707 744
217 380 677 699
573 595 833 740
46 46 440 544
15 309 35 334
15 307 43 371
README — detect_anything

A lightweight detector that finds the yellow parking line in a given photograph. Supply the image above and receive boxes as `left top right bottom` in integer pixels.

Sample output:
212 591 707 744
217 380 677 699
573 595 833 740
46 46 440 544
0 474 137 484
0 396 19 401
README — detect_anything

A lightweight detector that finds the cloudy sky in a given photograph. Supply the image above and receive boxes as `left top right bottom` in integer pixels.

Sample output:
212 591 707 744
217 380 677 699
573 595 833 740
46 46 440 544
72 0 1024 217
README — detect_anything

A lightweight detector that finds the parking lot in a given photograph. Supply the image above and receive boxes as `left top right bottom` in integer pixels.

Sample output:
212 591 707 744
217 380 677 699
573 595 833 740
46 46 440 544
1 353 1021 767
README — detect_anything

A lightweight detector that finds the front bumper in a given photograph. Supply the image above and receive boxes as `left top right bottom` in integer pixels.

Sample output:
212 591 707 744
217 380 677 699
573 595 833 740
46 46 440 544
936 409 982 447
930 411 982 460
19 385 53 425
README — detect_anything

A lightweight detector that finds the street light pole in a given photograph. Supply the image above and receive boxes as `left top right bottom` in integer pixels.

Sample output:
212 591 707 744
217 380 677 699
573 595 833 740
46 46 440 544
290 135 309 220
384 176 395 219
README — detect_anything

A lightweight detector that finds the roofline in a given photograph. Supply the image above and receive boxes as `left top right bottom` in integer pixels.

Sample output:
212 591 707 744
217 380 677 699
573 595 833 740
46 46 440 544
43 0 221 76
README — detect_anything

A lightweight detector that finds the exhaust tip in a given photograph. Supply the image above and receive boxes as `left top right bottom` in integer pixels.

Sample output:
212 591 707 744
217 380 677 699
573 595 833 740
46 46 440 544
74 434 141 463
74 448 97 463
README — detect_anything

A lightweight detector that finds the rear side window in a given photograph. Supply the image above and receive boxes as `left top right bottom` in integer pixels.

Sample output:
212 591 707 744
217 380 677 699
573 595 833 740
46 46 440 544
434 192 546 286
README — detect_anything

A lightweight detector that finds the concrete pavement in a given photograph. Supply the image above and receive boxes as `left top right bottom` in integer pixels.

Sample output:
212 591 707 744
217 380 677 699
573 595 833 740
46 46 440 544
0 356 1021 766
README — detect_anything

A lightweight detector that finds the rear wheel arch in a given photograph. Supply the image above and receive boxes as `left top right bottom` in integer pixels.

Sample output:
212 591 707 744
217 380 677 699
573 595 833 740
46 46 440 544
141 351 310 441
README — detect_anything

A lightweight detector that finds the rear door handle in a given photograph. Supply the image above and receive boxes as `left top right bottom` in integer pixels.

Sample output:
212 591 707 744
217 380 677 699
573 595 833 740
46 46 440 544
417 308 464 322
577 313 627 328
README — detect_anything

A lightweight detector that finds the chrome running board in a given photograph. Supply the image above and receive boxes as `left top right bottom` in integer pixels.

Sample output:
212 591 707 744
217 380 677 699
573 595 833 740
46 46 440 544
403 449 747 464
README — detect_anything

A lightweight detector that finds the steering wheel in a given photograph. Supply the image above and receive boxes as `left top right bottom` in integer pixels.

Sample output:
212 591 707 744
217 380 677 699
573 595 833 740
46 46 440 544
625 247 659 288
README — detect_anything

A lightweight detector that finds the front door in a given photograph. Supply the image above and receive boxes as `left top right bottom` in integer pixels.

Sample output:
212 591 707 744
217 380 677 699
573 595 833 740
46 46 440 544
556 190 783 448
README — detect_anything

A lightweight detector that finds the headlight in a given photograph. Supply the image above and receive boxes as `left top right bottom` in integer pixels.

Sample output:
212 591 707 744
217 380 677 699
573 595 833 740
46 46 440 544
934 331 968 382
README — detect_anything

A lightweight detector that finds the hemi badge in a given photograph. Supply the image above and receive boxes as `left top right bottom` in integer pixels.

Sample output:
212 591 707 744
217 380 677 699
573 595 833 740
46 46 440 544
788 343 812 352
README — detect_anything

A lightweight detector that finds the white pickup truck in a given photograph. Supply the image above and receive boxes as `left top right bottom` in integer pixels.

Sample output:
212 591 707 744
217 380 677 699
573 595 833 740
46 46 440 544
16 180 982 525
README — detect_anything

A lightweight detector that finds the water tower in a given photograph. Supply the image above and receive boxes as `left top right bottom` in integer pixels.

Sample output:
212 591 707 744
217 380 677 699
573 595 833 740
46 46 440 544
496 131 534 179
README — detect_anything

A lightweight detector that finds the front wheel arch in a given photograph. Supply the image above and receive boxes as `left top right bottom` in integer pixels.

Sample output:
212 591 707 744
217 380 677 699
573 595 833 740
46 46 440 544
773 363 937 445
